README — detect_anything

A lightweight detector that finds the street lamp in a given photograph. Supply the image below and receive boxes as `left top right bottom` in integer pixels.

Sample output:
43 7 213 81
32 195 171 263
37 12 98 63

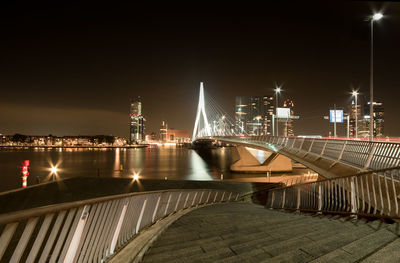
274 86 281 136
369 12 383 141
50 166 57 181
352 90 359 138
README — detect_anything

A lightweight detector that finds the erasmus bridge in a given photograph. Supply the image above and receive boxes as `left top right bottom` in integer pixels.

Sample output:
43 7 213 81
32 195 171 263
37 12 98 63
1 83 400 262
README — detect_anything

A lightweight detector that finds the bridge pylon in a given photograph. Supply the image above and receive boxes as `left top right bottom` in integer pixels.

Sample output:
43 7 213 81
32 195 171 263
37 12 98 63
192 82 210 141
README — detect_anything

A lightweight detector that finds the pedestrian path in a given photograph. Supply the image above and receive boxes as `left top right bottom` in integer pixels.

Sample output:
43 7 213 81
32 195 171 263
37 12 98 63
142 202 400 263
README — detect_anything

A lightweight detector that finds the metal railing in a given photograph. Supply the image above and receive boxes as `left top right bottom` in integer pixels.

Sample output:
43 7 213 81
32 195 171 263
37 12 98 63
0 189 238 262
201 135 400 171
265 166 400 219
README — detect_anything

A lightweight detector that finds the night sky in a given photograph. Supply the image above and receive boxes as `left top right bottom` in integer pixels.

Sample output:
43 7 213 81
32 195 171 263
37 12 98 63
1 2 399 138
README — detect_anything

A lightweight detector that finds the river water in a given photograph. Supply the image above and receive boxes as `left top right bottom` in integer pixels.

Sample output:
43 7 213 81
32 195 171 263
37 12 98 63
0 146 242 192
0 146 312 193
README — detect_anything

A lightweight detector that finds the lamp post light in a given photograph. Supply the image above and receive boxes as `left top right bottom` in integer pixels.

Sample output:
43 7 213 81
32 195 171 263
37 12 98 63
51 166 57 181
352 91 359 138
369 12 383 141
274 86 281 136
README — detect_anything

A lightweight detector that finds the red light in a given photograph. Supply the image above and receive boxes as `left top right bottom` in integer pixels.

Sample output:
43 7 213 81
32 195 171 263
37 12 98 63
21 160 30 188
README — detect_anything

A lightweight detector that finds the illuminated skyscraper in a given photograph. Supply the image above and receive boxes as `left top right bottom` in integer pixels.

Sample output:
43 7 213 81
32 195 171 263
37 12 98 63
349 99 361 137
235 96 263 135
263 95 274 135
160 121 168 142
235 96 248 134
359 101 384 138
129 96 146 143
282 98 295 137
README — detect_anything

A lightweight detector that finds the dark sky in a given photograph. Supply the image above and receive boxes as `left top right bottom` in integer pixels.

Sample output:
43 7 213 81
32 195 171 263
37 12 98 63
1 2 399 138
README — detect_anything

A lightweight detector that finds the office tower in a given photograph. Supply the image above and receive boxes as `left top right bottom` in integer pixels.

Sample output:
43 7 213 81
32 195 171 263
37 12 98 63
282 98 295 137
235 96 248 134
235 96 263 135
360 101 384 137
248 96 263 135
349 99 362 137
160 121 168 142
263 95 274 135
129 96 146 143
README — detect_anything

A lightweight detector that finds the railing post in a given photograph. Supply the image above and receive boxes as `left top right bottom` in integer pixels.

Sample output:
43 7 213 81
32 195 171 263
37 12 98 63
296 188 301 212
350 178 357 218
320 140 328 156
281 190 286 209
151 196 161 223
63 205 91 263
136 199 147 234
270 191 275 209
318 184 323 213
364 144 377 170
299 138 305 150
337 141 347 162
308 139 315 153
109 201 128 255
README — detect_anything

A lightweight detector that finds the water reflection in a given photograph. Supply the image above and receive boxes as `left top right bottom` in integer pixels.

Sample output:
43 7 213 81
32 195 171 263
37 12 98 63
0 146 313 193
188 150 213 180
113 148 120 177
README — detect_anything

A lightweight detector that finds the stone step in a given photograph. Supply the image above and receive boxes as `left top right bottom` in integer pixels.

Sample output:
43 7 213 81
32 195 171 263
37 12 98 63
361 238 400 262
148 236 222 255
309 228 397 262
266 222 378 262
143 245 204 262
142 203 400 263
214 248 272 263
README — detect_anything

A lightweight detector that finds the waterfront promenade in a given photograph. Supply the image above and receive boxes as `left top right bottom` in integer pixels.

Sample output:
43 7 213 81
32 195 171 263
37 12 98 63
139 202 400 263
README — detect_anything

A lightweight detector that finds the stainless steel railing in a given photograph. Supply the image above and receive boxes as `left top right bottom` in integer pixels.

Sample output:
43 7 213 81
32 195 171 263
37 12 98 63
265 166 400 219
0 189 239 262
202 135 400 171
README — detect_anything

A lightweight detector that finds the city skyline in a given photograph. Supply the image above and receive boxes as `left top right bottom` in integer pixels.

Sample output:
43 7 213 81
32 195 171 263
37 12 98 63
1 2 399 137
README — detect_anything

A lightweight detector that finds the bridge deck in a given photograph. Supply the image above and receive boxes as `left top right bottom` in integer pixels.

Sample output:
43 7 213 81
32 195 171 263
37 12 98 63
142 202 400 263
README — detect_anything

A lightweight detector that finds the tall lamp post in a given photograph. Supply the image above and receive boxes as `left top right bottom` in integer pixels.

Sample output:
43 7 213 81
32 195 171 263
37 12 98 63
274 86 281 136
369 13 383 141
352 91 359 138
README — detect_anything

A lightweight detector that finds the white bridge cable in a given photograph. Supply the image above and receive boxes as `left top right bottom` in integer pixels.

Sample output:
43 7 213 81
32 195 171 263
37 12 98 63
204 92 235 135
204 89 248 137
192 82 248 140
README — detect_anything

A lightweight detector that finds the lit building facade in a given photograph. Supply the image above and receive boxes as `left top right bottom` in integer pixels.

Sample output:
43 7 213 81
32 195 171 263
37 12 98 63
235 96 263 135
235 96 248 134
167 129 190 143
263 95 274 135
160 121 168 142
282 98 295 137
248 96 263 135
129 96 146 143
349 99 362 137
359 102 384 138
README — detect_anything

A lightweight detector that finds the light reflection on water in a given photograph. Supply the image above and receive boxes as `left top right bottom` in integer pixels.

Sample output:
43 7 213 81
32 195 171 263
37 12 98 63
0 146 226 192
0 146 313 193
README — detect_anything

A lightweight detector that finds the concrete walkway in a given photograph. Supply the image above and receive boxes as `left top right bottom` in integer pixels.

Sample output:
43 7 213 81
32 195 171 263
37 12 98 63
142 203 400 263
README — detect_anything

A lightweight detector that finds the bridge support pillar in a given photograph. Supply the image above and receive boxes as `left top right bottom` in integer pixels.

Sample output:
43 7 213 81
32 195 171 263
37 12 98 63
230 146 292 173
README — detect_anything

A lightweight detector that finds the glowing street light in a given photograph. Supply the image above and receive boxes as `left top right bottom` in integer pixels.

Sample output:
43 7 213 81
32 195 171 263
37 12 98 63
50 165 58 181
133 172 139 180
274 85 282 136
372 13 383 21
368 12 383 141
352 90 359 138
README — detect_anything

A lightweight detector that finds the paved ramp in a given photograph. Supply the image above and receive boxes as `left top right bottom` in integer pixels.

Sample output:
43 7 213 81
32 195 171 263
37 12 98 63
143 203 400 263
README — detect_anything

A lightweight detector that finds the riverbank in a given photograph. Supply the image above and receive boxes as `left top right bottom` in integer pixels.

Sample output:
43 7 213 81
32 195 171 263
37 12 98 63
0 144 148 149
